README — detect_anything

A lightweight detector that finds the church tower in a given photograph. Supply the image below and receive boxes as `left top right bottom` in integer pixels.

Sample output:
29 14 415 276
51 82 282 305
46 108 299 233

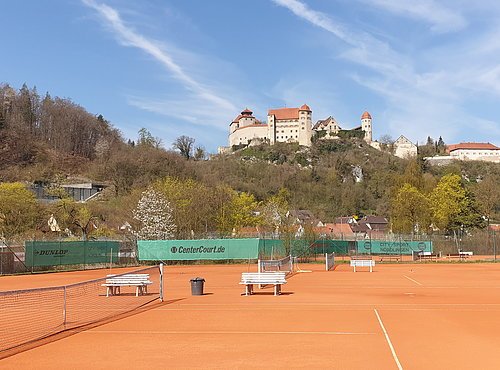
361 111 372 143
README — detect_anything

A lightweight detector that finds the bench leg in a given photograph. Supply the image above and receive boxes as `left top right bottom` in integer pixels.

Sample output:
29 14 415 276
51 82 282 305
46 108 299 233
245 284 253 296
370 264 373 272
274 284 281 296
106 287 110 297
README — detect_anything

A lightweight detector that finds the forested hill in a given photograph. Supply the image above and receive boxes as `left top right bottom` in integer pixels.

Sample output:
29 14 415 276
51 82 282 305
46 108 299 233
0 83 499 241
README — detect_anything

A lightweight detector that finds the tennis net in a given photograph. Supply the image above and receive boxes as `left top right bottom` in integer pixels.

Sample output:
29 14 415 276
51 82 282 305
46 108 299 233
0 264 163 356
258 255 294 275
326 252 335 271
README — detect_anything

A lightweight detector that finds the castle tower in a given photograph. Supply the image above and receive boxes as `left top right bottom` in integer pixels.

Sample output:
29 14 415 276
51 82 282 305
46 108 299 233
361 111 372 143
298 104 312 146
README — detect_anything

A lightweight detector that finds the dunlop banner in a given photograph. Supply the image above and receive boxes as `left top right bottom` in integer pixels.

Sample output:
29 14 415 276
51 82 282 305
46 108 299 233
138 239 263 261
356 240 432 255
25 241 120 267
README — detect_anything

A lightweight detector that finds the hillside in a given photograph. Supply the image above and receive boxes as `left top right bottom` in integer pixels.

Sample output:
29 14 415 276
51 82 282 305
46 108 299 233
1 83 499 241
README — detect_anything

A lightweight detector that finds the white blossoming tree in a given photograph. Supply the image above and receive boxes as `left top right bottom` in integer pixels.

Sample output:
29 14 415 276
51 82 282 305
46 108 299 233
133 188 176 240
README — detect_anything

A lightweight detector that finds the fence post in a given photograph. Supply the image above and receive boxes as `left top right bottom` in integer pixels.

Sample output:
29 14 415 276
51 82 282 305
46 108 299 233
494 230 497 262
159 263 164 302
63 286 67 327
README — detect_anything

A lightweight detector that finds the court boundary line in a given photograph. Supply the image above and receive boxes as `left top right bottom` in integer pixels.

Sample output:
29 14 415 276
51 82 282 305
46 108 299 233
403 275 423 286
79 330 375 335
374 308 403 370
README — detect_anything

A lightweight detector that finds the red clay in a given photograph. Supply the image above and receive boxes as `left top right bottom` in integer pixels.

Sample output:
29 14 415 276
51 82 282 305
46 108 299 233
1 262 500 369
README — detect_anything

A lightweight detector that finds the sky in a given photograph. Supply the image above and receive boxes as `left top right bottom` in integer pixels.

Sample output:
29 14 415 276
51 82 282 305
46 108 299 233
1 0 500 152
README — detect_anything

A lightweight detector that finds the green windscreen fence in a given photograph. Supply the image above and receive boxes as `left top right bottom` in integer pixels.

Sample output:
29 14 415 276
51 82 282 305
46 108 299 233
356 240 433 255
25 241 120 267
310 240 355 254
137 238 434 261
138 239 266 261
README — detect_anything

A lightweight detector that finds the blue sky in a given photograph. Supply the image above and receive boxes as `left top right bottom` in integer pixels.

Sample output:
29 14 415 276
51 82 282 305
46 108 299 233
1 0 499 152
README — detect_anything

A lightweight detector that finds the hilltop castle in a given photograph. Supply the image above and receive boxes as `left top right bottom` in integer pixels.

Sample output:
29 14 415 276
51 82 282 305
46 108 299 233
224 105 373 150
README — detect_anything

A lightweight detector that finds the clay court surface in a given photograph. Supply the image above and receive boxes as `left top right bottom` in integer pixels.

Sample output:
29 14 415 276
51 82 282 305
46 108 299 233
1 262 500 369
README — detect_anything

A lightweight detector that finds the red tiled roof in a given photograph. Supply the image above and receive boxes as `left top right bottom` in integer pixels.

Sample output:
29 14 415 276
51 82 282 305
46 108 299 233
361 111 372 120
231 114 243 124
320 223 354 236
242 108 253 114
268 107 300 120
300 104 311 111
447 142 500 153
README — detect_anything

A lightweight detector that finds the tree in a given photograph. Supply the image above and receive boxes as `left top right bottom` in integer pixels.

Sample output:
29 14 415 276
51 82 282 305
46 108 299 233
133 188 176 240
155 177 216 239
429 174 481 232
54 199 100 240
72 206 100 241
138 128 162 148
215 189 260 236
0 182 39 239
391 183 430 234
474 176 500 223
260 188 290 234
194 146 206 161
173 135 195 160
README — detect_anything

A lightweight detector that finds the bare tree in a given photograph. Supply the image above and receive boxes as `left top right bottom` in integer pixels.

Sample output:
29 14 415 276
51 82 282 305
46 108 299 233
173 135 195 160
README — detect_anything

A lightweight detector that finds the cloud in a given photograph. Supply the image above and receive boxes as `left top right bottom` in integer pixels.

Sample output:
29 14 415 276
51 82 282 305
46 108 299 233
81 0 236 113
361 0 467 33
271 0 500 145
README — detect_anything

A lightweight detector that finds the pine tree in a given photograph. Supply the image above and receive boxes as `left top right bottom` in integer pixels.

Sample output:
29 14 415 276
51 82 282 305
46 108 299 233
133 188 176 240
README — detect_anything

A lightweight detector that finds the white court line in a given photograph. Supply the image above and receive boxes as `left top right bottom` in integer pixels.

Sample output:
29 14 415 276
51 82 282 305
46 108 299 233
403 275 423 286
79 330 375 335
374 309 403 370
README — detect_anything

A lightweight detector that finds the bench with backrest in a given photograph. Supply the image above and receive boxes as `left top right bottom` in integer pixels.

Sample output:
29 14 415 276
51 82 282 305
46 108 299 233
447 252 471 261
240 272 287 296
417 253 439 261
102 274 152 297
350 256 375 272
379 255 401 263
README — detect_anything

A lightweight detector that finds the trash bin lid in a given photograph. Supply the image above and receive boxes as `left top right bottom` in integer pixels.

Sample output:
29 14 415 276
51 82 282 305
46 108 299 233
190 277 205 282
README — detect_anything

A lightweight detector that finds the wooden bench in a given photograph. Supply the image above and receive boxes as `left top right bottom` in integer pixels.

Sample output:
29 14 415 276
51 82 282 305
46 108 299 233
446 253 470 261
102 274 152 297
417 254 439 261
379 255 401 262
350 257 375 272
240 272 287 296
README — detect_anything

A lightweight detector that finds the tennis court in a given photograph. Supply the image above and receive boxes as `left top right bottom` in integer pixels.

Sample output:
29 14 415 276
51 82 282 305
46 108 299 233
1 262 500 369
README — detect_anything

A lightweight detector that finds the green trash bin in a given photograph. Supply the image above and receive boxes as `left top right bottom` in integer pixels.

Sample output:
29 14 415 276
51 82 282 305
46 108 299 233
190 277 205 296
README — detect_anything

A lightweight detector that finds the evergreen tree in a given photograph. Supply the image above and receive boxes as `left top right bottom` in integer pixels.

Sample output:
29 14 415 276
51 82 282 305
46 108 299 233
133 188 176 240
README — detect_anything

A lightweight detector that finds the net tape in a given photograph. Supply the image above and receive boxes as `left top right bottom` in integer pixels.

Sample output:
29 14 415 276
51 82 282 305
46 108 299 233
259 255 293 275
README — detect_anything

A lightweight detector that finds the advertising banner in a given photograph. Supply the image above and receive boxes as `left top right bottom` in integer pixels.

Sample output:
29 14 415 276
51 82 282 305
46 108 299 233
25 241 120 267
138 239 262 261
356 240 432 255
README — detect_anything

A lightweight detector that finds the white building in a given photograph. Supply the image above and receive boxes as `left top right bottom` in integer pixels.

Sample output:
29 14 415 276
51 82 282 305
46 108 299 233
268 104 312 146
224 107 375 152
227 105 313 149
228 108 268 148
360 111 373 143
446 142 500 163
312 111 373 144
394 135 417 158
312 116 341 138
